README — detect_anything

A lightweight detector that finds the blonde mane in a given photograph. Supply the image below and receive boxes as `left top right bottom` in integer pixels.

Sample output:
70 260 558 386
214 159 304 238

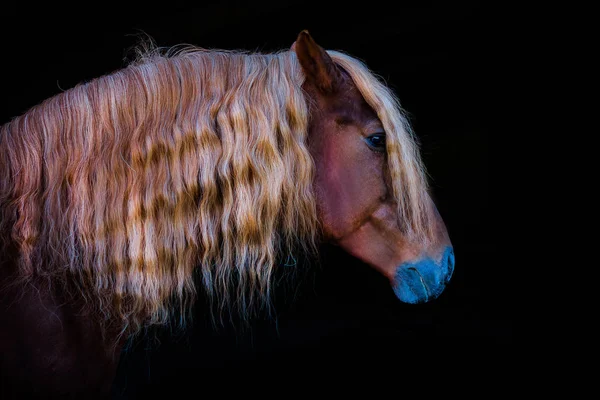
328 51 433 243
0 44 432 336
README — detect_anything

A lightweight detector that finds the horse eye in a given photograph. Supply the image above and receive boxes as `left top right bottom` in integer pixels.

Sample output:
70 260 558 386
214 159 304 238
365 133 386 151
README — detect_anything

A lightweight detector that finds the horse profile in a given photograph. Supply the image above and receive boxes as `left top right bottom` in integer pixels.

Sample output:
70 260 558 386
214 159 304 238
0 31 454 397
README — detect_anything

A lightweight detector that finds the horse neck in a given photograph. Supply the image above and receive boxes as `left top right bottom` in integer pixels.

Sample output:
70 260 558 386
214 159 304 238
0 260 126 397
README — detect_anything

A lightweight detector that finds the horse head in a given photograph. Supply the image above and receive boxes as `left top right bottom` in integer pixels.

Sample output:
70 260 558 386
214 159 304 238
294 31 454 303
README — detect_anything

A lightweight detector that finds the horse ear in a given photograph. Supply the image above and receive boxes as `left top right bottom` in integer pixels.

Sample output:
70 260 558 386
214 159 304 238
292 30 343 93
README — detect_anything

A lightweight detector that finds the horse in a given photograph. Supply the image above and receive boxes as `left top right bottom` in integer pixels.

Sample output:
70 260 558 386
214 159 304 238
0 30 454 398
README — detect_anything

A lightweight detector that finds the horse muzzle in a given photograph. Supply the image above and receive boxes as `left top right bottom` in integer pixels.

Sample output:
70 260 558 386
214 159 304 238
392 246 455 304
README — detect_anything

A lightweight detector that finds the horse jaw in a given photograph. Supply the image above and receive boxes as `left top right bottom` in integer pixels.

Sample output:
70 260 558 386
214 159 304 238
336 201 454 304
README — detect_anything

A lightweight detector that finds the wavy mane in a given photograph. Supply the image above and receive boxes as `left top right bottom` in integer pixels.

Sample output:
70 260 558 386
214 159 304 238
0 44 432 336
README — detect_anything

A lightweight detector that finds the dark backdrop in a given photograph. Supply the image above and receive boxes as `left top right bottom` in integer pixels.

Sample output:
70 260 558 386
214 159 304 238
0 0 508 391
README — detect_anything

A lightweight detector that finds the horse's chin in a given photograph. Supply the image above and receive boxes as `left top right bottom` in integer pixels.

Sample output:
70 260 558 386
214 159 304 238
392 246 455 304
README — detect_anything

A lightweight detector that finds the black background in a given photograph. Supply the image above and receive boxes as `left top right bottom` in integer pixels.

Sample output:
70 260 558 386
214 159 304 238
0 0 509 393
